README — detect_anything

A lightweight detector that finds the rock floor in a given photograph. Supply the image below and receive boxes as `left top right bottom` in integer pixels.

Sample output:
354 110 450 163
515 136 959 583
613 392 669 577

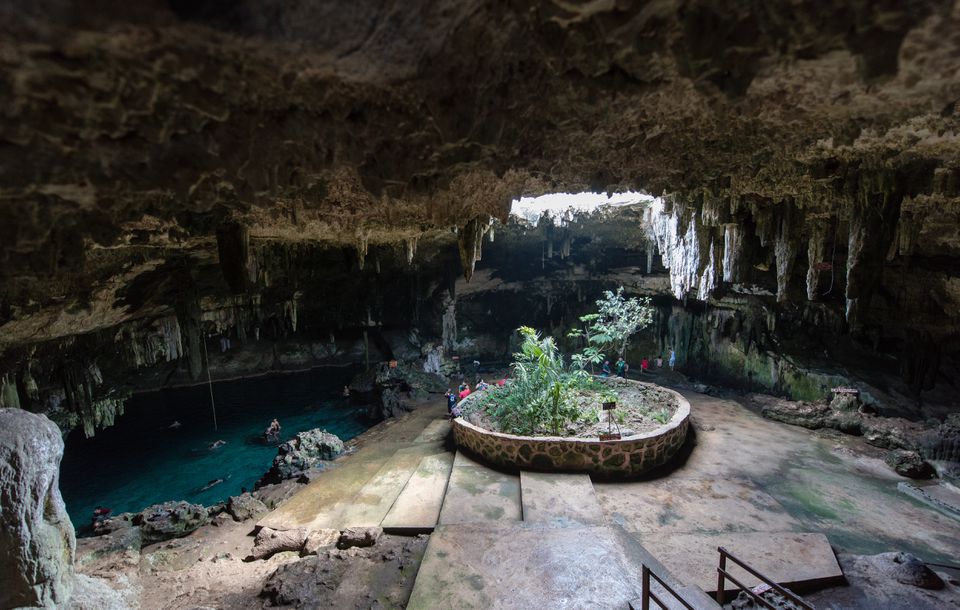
78 386 960 608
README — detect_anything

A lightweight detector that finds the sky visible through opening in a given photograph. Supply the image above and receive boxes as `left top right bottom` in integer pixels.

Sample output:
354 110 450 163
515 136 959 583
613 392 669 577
509 191 655 226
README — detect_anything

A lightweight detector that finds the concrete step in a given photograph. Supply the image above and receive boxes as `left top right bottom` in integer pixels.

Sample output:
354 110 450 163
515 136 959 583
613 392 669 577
324 446 429 529
257 441 407 531
407 523 718 610
413 419 452 444
520 471 604 526
638 531 843 595
438 452 521 525
381 452 455 534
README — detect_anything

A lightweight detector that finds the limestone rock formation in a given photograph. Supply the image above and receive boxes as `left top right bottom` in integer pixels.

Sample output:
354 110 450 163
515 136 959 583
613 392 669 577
0 408 76 609
258 428 344 487
133 501 209 544
884 449 934 479
226 493 269 522
300 529 340 557
337 526 382 550
248 527 307 561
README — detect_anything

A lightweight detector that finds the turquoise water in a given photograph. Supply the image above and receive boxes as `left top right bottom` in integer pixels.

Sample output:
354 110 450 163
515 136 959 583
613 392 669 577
60 366 370 532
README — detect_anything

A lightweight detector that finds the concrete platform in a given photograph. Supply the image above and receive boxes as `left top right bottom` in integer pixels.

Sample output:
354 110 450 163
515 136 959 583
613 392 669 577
438 452 521 525
594 477 803 535
408 523 718 610
381 452 455 533
257 441 407 531
520 471 604 526
322 447 428 528
413 419 452 444
639 531 844 594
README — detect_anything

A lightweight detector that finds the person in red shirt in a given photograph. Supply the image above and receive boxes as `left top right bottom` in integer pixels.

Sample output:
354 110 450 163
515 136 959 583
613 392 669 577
641 357 649 374
459 384 472 400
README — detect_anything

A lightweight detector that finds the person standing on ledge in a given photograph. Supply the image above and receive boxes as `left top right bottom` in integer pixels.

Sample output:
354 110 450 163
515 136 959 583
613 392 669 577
615 357 626 378
668 348 676 370
601 360 612 377
445 389 457 414
640 357 649 375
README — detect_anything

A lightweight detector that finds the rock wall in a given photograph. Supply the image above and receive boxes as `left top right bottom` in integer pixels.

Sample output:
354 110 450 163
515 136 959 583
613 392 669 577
0 408 76 608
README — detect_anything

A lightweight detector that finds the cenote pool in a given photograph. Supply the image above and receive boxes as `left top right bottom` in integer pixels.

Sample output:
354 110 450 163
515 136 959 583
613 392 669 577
60 366 370 532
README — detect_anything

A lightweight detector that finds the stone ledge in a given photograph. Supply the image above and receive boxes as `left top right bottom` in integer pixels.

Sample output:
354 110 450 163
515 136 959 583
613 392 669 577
452 381 690 476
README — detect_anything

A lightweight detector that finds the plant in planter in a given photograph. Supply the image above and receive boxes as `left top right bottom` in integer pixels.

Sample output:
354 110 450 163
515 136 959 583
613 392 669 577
574 286 655 362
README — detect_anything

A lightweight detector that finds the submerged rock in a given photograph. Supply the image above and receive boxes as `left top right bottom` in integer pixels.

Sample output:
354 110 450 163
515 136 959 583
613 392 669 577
258 428 344 487
0 408 77 609
227 493 269 522
134 501 209 544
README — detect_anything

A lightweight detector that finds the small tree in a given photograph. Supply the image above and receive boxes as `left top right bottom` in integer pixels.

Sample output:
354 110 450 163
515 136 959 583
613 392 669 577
583 287 655 360
567 313 604 373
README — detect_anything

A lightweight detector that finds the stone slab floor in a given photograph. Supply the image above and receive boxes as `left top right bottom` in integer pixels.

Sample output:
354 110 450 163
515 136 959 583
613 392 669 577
593 387 960 603
107 389 960 608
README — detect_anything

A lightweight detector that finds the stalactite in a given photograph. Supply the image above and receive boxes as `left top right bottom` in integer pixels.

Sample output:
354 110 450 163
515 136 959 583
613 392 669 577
806 219 829 301
698 235 722 301
441 293 457 352
774 202 799 303
559 234 572 259
405 237 418 265
722 224 743 283
0 373 21 409
161 316 181 361
456 216 489 281
176 297 204 380
356 229 370 270
22 361 39 401
285 292 302 333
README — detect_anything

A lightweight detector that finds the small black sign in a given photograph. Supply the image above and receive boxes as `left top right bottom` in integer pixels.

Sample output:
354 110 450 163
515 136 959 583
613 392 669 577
602 401 617 411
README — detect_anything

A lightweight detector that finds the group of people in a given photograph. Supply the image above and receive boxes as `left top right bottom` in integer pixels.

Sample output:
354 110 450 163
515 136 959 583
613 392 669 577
445 377 505 417
600 349 677 378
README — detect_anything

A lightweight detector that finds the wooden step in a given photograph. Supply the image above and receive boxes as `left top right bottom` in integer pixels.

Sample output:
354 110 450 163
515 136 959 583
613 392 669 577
381 452 454 534
520 471 605 526
438 452 521 525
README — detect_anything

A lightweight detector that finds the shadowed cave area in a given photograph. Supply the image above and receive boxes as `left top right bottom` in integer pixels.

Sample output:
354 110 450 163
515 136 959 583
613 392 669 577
1 1 960 609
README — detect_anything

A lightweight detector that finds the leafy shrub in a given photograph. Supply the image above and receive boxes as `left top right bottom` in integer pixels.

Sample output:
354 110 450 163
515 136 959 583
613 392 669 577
651 407 671 425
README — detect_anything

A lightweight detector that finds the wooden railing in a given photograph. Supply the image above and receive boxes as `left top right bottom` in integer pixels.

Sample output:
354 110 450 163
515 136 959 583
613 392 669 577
640 564 696 610
716 546 814 609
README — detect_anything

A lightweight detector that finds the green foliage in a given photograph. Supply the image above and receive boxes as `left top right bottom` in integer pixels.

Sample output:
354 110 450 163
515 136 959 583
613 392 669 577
478 327 578 435
579 287 655 360
466 324 667 437
651 407 671 425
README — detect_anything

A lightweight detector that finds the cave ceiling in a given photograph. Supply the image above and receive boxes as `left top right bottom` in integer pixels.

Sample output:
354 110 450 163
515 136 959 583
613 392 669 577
2 0 960 349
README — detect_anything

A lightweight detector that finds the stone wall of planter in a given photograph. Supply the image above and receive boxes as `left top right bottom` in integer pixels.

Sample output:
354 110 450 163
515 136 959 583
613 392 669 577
452 382 690 476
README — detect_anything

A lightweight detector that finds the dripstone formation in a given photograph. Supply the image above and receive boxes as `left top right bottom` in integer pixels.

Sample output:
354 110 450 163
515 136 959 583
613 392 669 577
0 1 957 432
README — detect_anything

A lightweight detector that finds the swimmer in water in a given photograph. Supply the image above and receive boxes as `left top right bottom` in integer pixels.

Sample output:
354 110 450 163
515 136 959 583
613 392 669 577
168 420 181 429
200 478 224 492
209 439 226 450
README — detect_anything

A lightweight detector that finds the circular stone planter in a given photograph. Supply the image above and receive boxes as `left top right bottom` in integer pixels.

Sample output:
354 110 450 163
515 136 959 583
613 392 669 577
452 380 690 476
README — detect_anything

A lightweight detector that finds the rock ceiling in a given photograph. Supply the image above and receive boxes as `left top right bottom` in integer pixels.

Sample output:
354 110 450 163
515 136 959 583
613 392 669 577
2 0 960 348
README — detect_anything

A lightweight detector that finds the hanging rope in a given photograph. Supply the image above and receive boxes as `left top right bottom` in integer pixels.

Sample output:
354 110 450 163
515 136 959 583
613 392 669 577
202 333 218 431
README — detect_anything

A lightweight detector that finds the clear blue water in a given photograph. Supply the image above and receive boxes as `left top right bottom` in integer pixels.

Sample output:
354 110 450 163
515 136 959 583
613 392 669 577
60 366 369 532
